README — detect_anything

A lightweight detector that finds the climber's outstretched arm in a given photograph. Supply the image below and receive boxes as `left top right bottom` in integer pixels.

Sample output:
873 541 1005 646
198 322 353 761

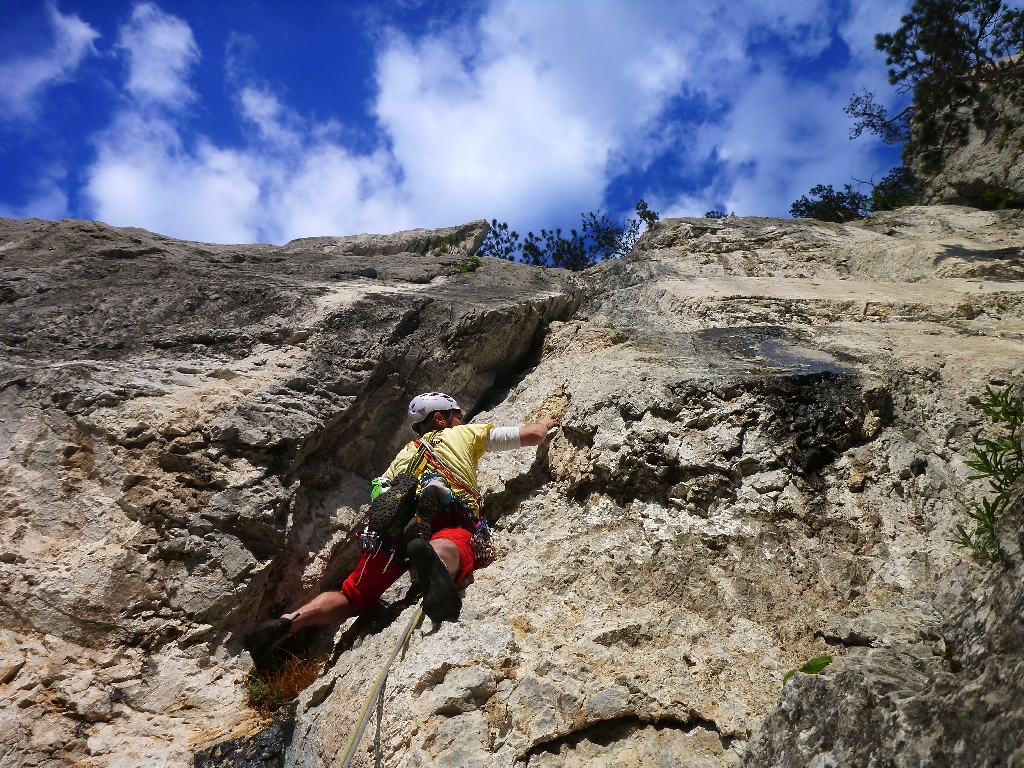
518 417 559 447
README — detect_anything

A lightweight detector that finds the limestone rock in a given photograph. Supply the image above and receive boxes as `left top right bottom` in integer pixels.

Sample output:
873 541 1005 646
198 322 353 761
286 208 1024 768
743 487 1024 767
2 207 1024 767
915 102 1024 209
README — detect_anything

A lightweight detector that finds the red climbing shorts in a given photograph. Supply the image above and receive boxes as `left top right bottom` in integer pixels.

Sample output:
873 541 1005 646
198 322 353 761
341 526 477 613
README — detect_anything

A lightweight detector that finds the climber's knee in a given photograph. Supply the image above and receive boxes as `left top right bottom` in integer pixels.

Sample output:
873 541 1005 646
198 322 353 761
429 537 461 578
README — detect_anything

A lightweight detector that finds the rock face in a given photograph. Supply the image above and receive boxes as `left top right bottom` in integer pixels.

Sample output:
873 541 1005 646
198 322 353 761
0 216 576 766
1 206 1023 767
744 481 1024 768
916 103 1024 209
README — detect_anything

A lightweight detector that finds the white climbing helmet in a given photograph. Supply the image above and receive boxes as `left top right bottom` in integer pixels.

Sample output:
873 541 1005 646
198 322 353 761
407 392 462 426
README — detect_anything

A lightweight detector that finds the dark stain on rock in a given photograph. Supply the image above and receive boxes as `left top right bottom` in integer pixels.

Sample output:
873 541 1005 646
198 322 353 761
193 705 295 768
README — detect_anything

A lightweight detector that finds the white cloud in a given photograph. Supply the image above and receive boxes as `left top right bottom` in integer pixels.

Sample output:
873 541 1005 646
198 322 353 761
713 71 881 216
117 2 199 107
374 34 612 226
87 0 733 240
840 0 908 64
369 0 756 228
87 111 262 243
86 18 411 244
83 0 911 243
0 3 99 120
661 0 913 217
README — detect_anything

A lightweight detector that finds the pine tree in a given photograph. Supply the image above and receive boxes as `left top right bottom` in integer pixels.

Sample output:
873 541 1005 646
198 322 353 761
847 0 1024 174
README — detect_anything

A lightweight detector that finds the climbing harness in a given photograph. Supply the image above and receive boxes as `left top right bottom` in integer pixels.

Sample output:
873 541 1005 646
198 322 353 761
356 433 495 569
337 605 424 768
407 435 495 569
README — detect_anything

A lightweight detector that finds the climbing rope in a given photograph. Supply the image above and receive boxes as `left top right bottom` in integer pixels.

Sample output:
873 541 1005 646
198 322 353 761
337 605 424 768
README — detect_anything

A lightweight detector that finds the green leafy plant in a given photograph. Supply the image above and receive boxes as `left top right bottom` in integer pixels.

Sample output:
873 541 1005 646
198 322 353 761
521 227 590 270
704 210 735 219
951 385 1024 561
478 220 520 260
979 186 1014 209
791 184 871 222
246 673 285 713
429 233 465 258
792 166 920 222
869 166 920 211
783 654 833 684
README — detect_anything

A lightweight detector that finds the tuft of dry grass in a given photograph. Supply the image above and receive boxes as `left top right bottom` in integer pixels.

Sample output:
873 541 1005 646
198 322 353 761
245 652 323 717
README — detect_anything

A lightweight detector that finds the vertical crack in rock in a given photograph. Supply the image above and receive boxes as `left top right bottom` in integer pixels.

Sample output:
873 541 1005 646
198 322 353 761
0 216 578 767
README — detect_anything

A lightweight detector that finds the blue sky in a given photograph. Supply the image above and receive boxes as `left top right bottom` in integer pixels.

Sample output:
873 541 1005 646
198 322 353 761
0 0 909 245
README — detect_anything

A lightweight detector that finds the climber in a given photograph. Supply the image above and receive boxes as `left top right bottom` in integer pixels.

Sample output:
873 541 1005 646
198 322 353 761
244 391 558 661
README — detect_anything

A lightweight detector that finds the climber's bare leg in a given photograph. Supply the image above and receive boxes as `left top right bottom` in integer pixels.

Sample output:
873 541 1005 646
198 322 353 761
430 538 460 579
284 591 356 632
283 539 460 632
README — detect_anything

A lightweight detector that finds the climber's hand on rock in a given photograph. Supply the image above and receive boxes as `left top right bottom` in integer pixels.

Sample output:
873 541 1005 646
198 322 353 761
520 417 560 446
537 416 559 435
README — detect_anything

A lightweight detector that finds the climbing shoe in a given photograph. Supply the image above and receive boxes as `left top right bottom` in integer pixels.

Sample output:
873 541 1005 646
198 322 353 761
367 472 418 535
403 488 444 542
407 538 461 624
243 617 292 662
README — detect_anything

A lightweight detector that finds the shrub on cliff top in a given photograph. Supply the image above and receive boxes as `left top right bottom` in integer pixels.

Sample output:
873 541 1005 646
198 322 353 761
791 166 920 223
478 199 659 270
870 166 921 211
790 184 871 223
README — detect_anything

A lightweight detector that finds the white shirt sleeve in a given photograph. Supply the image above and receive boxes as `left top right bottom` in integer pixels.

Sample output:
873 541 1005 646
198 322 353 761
485 426 522 452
